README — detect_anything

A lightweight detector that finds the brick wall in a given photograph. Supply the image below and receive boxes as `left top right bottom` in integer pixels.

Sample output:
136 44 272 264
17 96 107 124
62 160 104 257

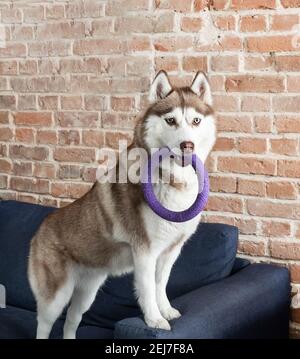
0 0 299 337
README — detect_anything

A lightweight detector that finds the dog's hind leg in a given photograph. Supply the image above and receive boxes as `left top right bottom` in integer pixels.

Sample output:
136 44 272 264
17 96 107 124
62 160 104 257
63 271 107 339
36 278 75 339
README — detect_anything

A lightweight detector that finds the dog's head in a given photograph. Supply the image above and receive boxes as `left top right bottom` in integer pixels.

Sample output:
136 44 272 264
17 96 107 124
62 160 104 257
136 71 216 163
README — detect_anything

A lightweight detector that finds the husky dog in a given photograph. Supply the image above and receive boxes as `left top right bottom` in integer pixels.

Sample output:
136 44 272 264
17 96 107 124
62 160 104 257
28 71 217 339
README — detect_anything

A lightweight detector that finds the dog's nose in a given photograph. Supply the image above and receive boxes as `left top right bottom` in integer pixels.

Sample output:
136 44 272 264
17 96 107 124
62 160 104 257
180 141 194 153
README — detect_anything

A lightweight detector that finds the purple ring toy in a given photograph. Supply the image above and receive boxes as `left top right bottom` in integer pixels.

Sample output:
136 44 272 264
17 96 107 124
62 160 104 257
141 147 210 223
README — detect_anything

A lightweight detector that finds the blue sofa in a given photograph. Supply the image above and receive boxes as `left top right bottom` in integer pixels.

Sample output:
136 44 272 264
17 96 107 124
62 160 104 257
0 200 290 339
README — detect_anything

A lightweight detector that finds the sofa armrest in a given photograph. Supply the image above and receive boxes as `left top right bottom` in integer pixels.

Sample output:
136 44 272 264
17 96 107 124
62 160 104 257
114 263 290 339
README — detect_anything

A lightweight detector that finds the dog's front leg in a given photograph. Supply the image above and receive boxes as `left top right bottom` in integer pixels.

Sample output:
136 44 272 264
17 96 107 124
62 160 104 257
133 248 171 330
156 240 183 321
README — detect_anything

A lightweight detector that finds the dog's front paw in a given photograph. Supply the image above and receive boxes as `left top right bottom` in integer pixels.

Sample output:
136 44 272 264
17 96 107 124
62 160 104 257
161 306 181 321
145 316 171 331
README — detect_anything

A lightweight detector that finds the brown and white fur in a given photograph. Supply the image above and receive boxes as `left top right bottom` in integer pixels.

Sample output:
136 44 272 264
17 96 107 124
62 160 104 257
28 71 217 339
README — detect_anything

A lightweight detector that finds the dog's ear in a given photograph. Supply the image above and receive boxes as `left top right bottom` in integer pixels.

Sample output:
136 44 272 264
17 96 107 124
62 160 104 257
149 70 172 103
190 72 213 106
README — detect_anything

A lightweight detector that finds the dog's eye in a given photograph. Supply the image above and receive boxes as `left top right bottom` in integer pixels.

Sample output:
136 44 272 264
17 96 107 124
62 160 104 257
165 117 176 126
193 118 202 125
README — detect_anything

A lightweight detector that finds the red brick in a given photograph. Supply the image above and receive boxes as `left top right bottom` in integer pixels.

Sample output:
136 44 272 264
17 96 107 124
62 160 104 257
213 15 236 30
54 148 95 163
0 95 16 110
193 0 209 11
58 130 80 146
238 178 265 196
287 76 300 92
9 145 48 161
246 36 296 52
237 138 267 154
115 16 154 34
154 36 193 52
181 17 202 32
58 165 81 180
211 56 239 72
270 241 300 260
218 157 276 175
14 112 52 127
111 97 135 112
0 112 9 124
216 115 252 133
155 56 179 72
213 95 239 112
10 177 49 195
61 96 82 110
290 264 300 283
275 116 300 133
275 56 300 71
19 60 38 75
0 43 26 58
57 112 98 128
105 131 133 149
213 137 235 151
38 96 58 110
155 13 175 33
13 162 33 177
51 182 91 199
270 138 298 156
0 127 13 141
247 199 300 219
127 36 152 52
36 130 57 145
1 8 22 23
84 96 107 111
244 56 272 71
240 15 266 32
36 22 85 40
281 0 300 7
235 218 257 235
238 240 266 256
155 0 193 11
82 167 97 182
19 95 37 111
254 116 272 133
266 181 297 199
0 175 7 189
33 163 56 179
23 5 44 23
46 5 65 19
0 61 17 75
15 128 34 144
28 41 71 57
0 159 12 173
261 221 291 237
273 96 300 112
271 14 299 30
278 160 300 178
73 39 126 56
209 175 237 193
225 75 284 93
82 131 105 147
206 195 243 214
182 56 207 72
232 0 276 9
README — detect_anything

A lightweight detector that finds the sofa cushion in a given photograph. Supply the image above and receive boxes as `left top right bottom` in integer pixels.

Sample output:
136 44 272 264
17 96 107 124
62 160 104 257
0 201 55 311
0 306 113 339
0 200 238 330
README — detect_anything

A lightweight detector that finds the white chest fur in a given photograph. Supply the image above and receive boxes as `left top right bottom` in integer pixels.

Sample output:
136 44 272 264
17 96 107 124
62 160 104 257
141 167 201 254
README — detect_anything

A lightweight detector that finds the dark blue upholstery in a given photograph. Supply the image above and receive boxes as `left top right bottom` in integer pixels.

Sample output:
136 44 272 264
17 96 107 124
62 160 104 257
115 264 290 339
0 200 291 339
